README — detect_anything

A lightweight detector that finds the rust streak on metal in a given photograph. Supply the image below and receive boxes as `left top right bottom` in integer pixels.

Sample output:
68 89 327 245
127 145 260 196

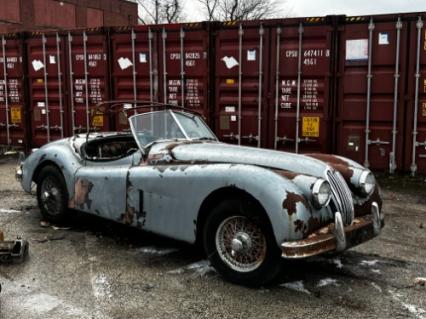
306 154 354 179
68 178 93 209
294 219 306 233
273 169 300 180
121 206 135 225
282 192 309 215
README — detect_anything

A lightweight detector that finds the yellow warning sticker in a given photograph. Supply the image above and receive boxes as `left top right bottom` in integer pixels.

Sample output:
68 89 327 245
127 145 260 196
92 113 104 127
422 102 426 117
10 106 22 124
302 117 320 137
226 79 235 85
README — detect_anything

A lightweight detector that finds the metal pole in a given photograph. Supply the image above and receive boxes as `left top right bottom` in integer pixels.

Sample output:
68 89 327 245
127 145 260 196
295 23 303 153
162 28 167 103
257 25 264 148
237 24 243 145
131 28 137 114
274 28 282 150
68 32 76 133
83 31 90 132
1 36 10 146
42 34 50 142
390 17 402 173
180 27 185 108
364 18 375 168
410 16 423 176
56 33 64 138
148 28 154 104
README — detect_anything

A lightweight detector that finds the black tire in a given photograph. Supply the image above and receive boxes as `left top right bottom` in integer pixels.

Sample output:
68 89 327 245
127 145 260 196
203 199 284 287
36 165 68 223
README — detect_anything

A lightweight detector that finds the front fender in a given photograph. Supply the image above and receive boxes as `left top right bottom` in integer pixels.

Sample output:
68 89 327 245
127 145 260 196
130 163 328 246
21 140 81 197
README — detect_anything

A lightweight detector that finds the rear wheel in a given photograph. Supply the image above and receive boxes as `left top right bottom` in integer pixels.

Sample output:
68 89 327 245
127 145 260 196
36 166 68 223
203 199 283 286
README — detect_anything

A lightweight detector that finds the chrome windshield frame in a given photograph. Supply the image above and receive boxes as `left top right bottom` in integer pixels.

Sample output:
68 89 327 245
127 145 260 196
128 109 217 152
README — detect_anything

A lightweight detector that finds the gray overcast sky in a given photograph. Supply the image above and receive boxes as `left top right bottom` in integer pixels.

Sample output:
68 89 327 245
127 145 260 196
177 0 426 21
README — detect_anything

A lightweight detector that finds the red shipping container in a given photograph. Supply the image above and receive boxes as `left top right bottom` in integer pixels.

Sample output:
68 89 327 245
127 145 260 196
214 21 270 148
110 25 158 131
405 13 426 175
26 32 68 147
335 14 408 172
158 23 211 119
0 33 28 150
66 29 110 133
268 17 335 154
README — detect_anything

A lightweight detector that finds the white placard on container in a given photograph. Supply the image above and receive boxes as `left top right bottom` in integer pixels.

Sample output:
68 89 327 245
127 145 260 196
345 39 368 61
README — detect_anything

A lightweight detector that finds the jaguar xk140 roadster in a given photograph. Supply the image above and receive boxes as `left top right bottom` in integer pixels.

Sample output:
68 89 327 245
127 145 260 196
16 104 384 286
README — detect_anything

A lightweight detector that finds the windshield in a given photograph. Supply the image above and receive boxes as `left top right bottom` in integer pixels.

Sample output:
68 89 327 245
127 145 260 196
129 110 217 148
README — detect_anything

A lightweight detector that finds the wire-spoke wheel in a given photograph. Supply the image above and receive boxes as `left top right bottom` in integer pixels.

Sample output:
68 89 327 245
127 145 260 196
216 216 267 273
36 165 68 223
203 199 284 286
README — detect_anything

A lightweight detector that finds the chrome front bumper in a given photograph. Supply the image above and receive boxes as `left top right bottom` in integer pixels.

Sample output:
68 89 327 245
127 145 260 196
281 202 384 259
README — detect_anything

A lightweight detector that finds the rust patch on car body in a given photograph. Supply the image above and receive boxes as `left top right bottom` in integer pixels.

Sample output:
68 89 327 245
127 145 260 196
294 219 307 233
306 154 354 179
282 192 309 216
120 206 135 225
273 169 300 180
68 178 93 209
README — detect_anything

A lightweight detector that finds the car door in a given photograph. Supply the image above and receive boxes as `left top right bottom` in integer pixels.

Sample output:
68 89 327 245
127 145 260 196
71 161 129 222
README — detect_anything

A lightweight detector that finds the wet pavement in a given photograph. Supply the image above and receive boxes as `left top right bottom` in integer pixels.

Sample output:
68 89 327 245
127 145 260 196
0 156 425 319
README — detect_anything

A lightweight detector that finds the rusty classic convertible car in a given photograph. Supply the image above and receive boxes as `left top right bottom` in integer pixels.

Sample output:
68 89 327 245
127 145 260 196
16 103 383 286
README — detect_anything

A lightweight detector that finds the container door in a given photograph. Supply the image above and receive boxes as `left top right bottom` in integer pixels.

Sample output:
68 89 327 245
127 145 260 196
27 33 67 147
110 26 157 131
0 35 27 150
158 24 210 121
405 15 426 175
214 22 270 147
335 16 408 172
269 19 334 154
67 31 110 134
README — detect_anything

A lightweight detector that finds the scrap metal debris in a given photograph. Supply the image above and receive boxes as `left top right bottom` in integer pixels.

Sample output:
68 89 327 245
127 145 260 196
0 231 29 263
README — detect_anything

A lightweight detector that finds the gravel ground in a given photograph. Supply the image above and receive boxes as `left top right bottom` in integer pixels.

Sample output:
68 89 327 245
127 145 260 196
0 156 425 319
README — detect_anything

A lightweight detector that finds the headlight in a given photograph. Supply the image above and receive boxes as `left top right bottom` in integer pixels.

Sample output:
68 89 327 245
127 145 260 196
359 171 375 195
312 179 332 208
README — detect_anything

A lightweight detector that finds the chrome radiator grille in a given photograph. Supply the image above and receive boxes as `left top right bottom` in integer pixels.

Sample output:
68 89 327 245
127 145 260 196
327 170 354 225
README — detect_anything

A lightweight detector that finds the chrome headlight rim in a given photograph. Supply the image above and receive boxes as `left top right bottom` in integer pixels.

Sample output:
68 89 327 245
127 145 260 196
312 179 332 208
358 171 375 196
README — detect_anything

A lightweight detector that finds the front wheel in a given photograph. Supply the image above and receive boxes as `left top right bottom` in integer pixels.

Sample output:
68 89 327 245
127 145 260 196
203 199 284 286
36 165 68 223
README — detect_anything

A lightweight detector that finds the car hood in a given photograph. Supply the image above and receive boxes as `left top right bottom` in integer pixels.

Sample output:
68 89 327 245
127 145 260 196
161 141 330 179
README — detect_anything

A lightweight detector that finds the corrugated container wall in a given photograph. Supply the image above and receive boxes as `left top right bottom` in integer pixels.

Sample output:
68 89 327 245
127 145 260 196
335 14 408 172
158 23 210 120
405 13 426 175
214 21 270 147
268 17 336 154
110 23 211 131
111 25 160 131
66 29 110 133
26 32 68 147
0 33 28 150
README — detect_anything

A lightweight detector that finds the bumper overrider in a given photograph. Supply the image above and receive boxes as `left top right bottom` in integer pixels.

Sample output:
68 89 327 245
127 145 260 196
281 202 384 258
